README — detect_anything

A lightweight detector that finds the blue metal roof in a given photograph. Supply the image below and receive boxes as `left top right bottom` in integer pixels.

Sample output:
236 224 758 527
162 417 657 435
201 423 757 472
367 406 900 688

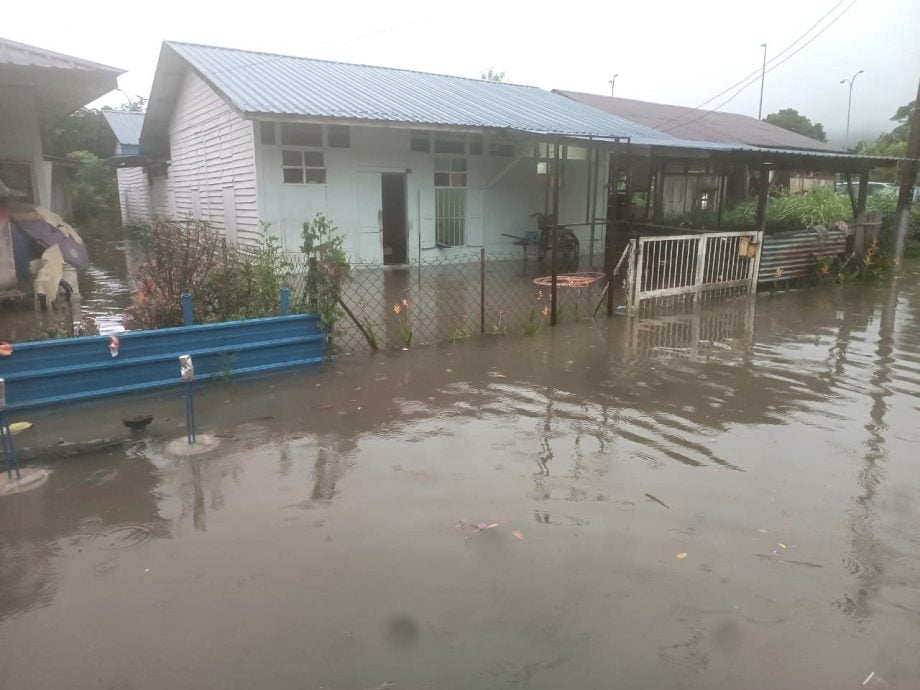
102 110 144 147
165 41 671 140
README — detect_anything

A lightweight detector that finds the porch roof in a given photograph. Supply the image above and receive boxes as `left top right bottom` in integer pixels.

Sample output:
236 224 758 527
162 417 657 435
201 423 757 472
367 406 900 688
0 36 123 128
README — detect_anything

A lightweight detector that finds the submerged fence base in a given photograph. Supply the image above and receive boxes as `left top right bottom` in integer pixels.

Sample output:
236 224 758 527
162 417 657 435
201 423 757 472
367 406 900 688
0 313 325 412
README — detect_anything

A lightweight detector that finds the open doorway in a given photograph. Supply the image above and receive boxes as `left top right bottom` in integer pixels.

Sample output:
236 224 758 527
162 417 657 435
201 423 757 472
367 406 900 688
381 173 407 265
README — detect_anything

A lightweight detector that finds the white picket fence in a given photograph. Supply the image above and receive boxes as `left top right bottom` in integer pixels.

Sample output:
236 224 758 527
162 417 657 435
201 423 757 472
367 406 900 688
625 231 763 310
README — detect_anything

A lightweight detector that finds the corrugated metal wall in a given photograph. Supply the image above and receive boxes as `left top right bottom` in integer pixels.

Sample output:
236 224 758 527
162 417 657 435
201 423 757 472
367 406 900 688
757 228 847 284
167 71 259 244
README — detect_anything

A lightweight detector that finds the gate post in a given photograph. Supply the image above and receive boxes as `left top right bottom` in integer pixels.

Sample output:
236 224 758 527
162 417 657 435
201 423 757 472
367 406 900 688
749 231 764 294
694 235 708 301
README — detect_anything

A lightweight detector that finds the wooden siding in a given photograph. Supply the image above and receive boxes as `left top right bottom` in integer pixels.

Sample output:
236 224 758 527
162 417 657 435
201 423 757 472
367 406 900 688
116 167 152 226
167 71 259 244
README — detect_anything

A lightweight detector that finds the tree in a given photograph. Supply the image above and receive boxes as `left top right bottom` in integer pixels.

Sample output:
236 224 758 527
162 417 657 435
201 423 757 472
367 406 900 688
480 68 506 82
43 107 115 159
764 108 828 143
855 100 916 182
68 150 120 225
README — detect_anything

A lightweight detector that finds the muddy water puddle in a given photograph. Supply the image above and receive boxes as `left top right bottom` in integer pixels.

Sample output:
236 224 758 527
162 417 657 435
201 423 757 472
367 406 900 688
2 266 920 689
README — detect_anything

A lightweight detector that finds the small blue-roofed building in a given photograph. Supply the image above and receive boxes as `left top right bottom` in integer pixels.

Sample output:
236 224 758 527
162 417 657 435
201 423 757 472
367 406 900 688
102 110 153 227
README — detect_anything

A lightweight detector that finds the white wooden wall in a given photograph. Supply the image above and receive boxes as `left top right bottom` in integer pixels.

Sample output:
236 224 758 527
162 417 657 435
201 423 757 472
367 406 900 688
167 71 259 244
116 167 153 226
255 124 608 262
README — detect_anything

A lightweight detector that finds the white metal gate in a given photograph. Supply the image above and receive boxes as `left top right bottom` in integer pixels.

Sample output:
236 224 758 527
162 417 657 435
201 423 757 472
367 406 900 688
626 231 763 309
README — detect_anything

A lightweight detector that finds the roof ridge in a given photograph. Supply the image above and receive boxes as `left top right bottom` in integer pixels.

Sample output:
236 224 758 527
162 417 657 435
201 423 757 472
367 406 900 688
166 40 540 90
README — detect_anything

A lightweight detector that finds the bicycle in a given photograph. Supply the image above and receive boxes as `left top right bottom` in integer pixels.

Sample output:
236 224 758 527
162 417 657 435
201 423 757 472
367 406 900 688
532 213 580 272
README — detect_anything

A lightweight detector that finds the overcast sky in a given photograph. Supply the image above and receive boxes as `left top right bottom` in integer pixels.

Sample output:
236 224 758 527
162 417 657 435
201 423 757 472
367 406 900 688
6 0 919 146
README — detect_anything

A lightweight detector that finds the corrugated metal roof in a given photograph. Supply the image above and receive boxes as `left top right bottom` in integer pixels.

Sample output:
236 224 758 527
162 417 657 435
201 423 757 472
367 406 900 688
102 110 144 146
164 41 671 140
0 36 121 73
556 90 843 153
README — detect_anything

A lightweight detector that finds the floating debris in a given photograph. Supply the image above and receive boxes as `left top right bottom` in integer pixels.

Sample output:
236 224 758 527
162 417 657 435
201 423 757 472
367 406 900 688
512 530 524 540
675 552 688 560
645 493 670 509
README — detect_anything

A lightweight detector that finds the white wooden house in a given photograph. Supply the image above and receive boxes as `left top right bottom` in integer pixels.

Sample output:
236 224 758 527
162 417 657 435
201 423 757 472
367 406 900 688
102 110 154 227
136 41 669 263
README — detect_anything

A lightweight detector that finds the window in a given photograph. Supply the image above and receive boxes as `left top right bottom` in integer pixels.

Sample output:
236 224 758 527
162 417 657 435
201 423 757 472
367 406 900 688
282 150 326 184
434 157 466 246
281 123 322 147
534 143 566 187
434 157 466 187
260 121 276 145
328 125 350 148
410 130 430 152
434 135 466 154
489 141 514 157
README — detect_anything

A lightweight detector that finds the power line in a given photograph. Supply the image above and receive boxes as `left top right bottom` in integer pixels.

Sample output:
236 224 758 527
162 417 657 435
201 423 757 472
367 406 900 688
204 18 424 78
660 0 859 133
655 0 853 131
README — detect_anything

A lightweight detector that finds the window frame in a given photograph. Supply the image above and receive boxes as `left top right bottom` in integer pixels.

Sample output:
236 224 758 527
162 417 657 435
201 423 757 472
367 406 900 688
281 148 327 185
433 156 467 247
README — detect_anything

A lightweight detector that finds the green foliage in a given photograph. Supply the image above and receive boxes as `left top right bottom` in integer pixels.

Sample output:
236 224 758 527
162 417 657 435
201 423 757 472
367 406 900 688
676 186 852 232
491 310 508 335
764 108 828 143
522 306 547 336
215 351 237 384
812 241 895 284
362 318 380 351
480 68 506 82
299 213 351 332
855 100 916 182
127 219 296 329
392 300 413 348
449 312 474 341
44 108 114 159
68 150 119 224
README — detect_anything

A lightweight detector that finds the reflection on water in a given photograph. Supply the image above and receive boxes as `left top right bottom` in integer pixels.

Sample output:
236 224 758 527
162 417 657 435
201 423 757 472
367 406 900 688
0 226 137 340
1 264 920 689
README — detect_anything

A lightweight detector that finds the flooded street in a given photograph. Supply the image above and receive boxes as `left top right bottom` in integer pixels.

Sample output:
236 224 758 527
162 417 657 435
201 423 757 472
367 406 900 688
1 265 920 689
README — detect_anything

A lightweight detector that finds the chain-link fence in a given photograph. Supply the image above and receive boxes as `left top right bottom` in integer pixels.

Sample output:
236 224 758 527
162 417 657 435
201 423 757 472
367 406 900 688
328 248 609 353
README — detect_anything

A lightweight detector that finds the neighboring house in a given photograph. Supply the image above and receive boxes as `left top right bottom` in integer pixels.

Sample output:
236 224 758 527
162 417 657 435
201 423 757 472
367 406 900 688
556 90 841 220
102 110 152 226
136 41 667 261
0 36 121 293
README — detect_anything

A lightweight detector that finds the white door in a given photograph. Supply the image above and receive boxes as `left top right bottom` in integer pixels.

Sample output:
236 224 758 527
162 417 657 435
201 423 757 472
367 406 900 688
356 171 382 262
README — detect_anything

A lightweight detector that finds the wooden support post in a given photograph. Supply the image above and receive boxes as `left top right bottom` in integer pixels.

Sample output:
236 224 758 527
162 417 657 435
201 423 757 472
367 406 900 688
755 165 770 233
606 146 619 317
551 141 560 326
855 170 869 223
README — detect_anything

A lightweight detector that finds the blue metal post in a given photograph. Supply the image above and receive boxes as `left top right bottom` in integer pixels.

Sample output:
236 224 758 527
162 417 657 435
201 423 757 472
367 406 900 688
179 354 196 445
0 412 21 481
182 292 194 326
185 383 196 445
280 287 290 316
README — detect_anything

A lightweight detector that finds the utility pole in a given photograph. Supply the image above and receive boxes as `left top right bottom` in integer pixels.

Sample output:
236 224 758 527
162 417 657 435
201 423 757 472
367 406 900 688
840 70 864 150
893 79 920 264
757 44 767 120
609 74 618 97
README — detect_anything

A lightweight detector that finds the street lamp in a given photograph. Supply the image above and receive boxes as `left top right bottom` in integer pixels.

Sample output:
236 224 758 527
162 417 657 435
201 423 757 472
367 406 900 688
609 74 619 97
840 70 864 150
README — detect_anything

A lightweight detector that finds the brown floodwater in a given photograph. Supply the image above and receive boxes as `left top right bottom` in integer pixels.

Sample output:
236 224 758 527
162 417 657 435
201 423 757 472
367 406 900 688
1 265 920 689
